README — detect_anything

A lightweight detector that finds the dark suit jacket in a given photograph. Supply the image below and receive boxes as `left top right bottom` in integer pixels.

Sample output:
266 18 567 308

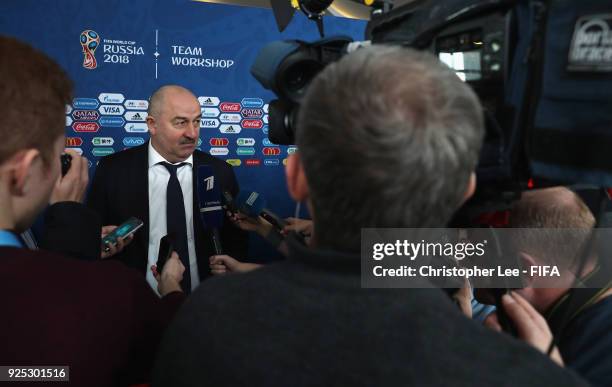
0 246 184 387
86 143 248 279
39 201 103 261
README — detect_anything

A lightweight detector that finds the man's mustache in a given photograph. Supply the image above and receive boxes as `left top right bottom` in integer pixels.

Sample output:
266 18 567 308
179 138 196 145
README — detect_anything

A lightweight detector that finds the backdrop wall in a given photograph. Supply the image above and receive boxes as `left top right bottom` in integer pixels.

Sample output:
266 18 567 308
0 0 365 259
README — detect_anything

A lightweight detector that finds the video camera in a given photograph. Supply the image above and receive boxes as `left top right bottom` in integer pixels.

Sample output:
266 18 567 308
251 0 612 208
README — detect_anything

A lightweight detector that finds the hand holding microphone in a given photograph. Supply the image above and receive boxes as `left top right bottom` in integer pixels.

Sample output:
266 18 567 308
197 165 225 255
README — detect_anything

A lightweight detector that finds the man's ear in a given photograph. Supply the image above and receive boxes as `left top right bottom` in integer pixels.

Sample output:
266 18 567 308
146 116 156 135
285 153 309 202
462 172 476 203
7 149 41 196
518 251 538 287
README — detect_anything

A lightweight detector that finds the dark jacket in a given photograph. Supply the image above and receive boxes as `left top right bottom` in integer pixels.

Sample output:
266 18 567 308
0 246 184 386
153 237 588 387
87 143 248 279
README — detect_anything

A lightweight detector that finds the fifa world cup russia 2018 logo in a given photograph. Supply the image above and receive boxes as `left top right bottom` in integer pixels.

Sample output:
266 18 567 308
80 30 100 70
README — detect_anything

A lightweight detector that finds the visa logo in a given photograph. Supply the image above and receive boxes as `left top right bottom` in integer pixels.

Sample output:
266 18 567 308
201 119 220 128
99 105 125 115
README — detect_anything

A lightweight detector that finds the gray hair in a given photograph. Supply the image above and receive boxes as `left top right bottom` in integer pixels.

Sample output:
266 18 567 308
296 45 484 252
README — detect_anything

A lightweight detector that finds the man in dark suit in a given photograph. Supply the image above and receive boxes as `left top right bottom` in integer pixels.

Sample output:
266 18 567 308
88 85 248 293
0 36 186 386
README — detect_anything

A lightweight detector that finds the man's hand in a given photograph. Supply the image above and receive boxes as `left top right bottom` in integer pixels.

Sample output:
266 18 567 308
100 225 133 259
50 150 89 205
209 254 262 275
228 211 273 237
151 252 185 296
484 291 564 366
452 278 472 318
282 217 313 237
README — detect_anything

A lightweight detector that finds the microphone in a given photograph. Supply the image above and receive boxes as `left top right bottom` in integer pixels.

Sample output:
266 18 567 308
234 190 287 231
196 165 224 254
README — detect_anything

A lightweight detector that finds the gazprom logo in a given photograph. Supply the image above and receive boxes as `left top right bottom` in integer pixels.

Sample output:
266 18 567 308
241 98 264 108
124 122 148 133
73 98 99 109
123 137 145 147
98 93 125 104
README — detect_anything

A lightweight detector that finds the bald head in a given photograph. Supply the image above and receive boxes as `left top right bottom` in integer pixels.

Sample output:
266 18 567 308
148 85 198 118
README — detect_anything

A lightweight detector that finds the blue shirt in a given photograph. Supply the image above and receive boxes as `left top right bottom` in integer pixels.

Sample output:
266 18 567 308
0 230 23 248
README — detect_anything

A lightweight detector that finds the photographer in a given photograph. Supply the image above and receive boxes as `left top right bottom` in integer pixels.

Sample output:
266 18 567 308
485 187 612 386
154 46 587 386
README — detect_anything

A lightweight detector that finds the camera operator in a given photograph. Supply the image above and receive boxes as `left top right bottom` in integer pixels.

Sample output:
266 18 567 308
484 186 612 386
154 46 587 386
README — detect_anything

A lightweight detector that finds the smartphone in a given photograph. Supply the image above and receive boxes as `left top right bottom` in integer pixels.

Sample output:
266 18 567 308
102 217 144 252
156 234 174 272
60 153 72 176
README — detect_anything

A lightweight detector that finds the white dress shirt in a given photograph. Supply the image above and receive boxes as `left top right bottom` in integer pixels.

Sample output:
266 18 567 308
146 142 200 295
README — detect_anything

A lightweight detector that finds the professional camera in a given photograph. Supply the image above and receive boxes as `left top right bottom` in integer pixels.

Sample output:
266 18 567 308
252 0 612 208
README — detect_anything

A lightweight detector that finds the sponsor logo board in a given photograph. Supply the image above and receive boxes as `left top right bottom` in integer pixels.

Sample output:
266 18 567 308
99 116 125 127
241 97 264 108
73 98 99 109
124 111 146 121
124 122 148 132
72 110 99 121
123 137 145 147
124 99 148 110
209 147 229 156
219 124 241 134
98 93 125 104
198 96 220 106
92 137 114 146
99 104 125 115
219 102 241 112
92 147 115 157
72 122 100 132
242 119 263 129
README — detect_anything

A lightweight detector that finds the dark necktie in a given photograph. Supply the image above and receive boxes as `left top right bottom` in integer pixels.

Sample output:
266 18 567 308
160 162 191 293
